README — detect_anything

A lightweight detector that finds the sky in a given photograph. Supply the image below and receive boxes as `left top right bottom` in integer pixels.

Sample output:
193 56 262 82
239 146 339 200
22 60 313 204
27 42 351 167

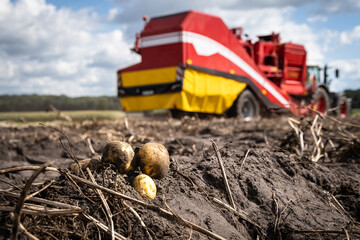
0 0 360 97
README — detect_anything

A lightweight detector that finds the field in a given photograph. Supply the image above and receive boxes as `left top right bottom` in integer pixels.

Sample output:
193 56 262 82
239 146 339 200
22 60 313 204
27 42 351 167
0 113 359 239
352 108 360 116
0 110 125 123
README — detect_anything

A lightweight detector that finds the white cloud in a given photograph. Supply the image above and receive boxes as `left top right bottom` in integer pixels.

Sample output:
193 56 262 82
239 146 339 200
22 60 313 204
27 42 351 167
339 25 360 45
0 58 15 79
329 59 360 91
307 15 327 23
110 0 360 23
107 8 118 21
321 0 360 13
0 0 139 96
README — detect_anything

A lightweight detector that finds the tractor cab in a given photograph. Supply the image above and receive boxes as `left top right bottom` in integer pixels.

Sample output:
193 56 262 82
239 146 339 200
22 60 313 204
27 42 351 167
307 65 321 94
307 64 340 89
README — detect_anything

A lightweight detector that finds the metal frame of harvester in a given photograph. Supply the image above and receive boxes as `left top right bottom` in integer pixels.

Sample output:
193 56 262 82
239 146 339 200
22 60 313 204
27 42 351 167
117 10 350 120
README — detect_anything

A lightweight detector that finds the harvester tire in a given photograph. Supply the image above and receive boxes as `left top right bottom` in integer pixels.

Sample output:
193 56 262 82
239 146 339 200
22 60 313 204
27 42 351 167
337 96 351 118
236 89 260 121
313 88 330 115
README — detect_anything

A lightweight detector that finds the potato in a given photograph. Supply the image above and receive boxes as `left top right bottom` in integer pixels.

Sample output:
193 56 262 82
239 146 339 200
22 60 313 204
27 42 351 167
136 142 169 179
101 141 135 174
68 157 99 173
132 174 157 199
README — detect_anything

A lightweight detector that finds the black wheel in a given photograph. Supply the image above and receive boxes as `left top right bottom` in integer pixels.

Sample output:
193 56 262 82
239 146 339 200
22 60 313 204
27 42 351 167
337 96 351 118
313 88 330 114
236 89 260 121
169 109 186 119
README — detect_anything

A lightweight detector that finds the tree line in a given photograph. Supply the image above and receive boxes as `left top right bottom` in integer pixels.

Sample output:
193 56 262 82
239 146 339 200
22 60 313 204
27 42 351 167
343 89 360 110
0 95 121 112
0 90 359 112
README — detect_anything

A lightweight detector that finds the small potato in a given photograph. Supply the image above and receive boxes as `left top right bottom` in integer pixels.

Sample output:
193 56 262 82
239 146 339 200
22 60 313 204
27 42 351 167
68 158 99 174
101 141 135 174
132 174 156 199
136 142 169 179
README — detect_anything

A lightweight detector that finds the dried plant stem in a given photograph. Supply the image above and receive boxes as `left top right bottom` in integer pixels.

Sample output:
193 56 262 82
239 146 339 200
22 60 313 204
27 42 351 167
163 195 192 240
212 197 264 238
0 191 82 210
211 140 236 210
25 180 55 201
40 123 87 178
308 107 360 128
62 170 95 204
287 118 304 155
86 168 115 240
86 137 97 156
291 228 360 235
344 228 350 240
272 192 280 233
0 166 59 174
0 206 82 216
239 149 251 173
11 161 54 240
9 213 39 240
82 213 127 240
310 114 323 162
329 194 356 222
122 200 153 240
124 116 129 131
19 221 39 240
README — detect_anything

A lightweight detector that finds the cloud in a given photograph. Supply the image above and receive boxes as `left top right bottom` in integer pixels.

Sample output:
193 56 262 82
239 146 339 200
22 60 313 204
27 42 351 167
339 25 360 45
110 0 360 24
0 0 139 96
307 15 327 23
107 0 360 44
329 59 360 91
320 0 360 13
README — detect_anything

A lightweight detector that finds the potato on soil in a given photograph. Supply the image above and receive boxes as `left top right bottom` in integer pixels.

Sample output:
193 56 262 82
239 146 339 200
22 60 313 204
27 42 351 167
136 142 170 179
132 174 157 199
101 141 135 174
68 157 99 174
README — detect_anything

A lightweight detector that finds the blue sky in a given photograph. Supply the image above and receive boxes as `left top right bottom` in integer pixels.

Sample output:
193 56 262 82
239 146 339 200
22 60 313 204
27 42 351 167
1 0 360 96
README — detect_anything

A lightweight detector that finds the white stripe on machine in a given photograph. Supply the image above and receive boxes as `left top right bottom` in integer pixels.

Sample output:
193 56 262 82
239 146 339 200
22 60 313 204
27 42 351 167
140 31 290 108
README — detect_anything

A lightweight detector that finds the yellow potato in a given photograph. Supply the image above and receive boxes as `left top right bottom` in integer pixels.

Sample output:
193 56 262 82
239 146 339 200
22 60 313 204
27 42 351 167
132 174 157 199
136 142 170 179
101 141 135 174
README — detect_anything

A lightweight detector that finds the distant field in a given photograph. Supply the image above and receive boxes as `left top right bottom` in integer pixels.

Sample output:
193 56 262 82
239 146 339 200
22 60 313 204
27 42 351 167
0 110 125 122
352 109 360 116
0 109 358 123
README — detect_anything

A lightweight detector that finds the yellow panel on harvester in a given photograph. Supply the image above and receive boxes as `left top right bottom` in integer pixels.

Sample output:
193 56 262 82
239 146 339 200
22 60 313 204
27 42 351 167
119 67 247 114
120 92 181 111
121 67 177 87
179 68 247 114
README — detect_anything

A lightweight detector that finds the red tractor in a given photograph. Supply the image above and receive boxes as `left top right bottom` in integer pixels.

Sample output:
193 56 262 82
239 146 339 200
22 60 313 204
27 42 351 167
117 10 350 120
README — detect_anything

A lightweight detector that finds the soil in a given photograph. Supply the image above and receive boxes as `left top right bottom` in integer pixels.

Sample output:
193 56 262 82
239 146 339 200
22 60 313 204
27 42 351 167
0 114 359 240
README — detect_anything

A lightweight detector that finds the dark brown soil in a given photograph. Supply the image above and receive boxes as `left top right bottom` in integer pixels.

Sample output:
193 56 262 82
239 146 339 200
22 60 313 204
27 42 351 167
0 114 359 239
